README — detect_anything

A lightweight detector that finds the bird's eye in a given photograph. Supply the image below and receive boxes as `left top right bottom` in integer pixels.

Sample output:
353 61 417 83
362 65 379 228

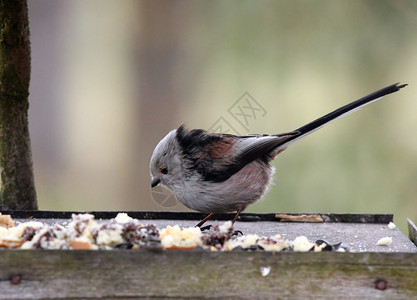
160 167 168 174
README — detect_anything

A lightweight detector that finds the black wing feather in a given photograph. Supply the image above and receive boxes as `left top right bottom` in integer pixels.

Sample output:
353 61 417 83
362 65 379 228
176 126 296 182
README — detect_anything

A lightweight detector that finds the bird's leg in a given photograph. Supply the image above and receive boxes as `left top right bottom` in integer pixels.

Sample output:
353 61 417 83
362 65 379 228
197 209 242 232
231 209 244 235
196 212 215 229
231 208 242 223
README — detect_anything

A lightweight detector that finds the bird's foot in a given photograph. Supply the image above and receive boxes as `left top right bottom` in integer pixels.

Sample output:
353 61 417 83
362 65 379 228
200 225 212 231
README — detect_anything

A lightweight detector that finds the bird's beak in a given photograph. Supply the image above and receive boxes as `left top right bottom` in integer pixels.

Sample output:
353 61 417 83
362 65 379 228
151 178 161 188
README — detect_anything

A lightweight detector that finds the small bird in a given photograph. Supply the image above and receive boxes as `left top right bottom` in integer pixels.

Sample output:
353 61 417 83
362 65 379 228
150 83 407 227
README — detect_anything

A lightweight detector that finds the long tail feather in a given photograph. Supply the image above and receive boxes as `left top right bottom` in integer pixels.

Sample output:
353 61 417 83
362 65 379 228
276 83 407 150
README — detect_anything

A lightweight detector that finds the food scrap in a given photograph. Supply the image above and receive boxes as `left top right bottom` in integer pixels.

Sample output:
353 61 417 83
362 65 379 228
0 213 15 228
0 213 349 252
377 237 392 246
388 222 396 230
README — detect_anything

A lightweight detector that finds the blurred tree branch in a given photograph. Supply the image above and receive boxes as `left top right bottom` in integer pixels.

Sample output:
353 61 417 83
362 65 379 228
0 0 37 209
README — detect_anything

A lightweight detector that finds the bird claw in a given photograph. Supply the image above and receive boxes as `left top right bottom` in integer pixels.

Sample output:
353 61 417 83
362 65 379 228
232 230 243 236
200 225 212 231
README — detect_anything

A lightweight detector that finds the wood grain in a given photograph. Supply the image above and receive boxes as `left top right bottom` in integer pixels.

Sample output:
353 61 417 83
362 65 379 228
408 218 417 247
1 250 416 299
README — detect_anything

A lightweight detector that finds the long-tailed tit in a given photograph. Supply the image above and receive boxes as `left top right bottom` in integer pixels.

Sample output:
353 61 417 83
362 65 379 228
150 83 407 227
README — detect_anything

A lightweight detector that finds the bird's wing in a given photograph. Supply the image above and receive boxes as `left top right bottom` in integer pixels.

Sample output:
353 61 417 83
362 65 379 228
176 126 297 182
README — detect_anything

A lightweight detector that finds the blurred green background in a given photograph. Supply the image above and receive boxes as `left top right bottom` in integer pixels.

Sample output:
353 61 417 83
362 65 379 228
26 1 416 233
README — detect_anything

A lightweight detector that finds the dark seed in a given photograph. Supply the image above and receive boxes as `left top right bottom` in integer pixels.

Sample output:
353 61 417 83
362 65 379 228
321 244 333 251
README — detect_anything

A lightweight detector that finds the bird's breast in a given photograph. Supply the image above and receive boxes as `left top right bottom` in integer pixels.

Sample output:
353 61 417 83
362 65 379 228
172 160 274 213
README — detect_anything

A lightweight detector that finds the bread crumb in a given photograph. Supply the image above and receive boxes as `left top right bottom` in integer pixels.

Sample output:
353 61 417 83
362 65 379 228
160 225 202 250
293 236 314 252
0 214 15 228
224 234 259 250
96 226 124 247
377 237 392 246
115 213 132 223
388 222 396 230
260 266 271 277
70 238 92 250
257 235 289 252
0 237 23 248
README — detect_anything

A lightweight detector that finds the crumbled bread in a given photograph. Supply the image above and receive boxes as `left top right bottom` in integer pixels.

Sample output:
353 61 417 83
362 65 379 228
159 225 202 250
21 227 66 249
224 234 259 251
377 237 392 246
257 235 289 252
292 236 314 252
0 214 15 228
70 237 92 250
388 222 396 230
95 224 124 247
0 226 8 237
67 213 98 243
0 237 23 248
8 221 44 239
201 221 234 250
0 213 349 252
115 212 132 223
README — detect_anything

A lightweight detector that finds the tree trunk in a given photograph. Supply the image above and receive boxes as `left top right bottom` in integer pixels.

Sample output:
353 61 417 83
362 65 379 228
0 0 37 209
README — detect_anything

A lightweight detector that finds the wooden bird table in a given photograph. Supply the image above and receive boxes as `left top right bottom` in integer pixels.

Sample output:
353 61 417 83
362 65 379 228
0 211 416 299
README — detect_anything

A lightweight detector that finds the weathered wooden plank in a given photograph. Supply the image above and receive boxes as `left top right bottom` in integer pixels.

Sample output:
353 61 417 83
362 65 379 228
0 210 394 223
0 250 416 299
408 218 417 247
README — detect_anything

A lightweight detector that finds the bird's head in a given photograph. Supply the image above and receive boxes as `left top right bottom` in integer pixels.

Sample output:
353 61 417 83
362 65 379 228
149 128 184 190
